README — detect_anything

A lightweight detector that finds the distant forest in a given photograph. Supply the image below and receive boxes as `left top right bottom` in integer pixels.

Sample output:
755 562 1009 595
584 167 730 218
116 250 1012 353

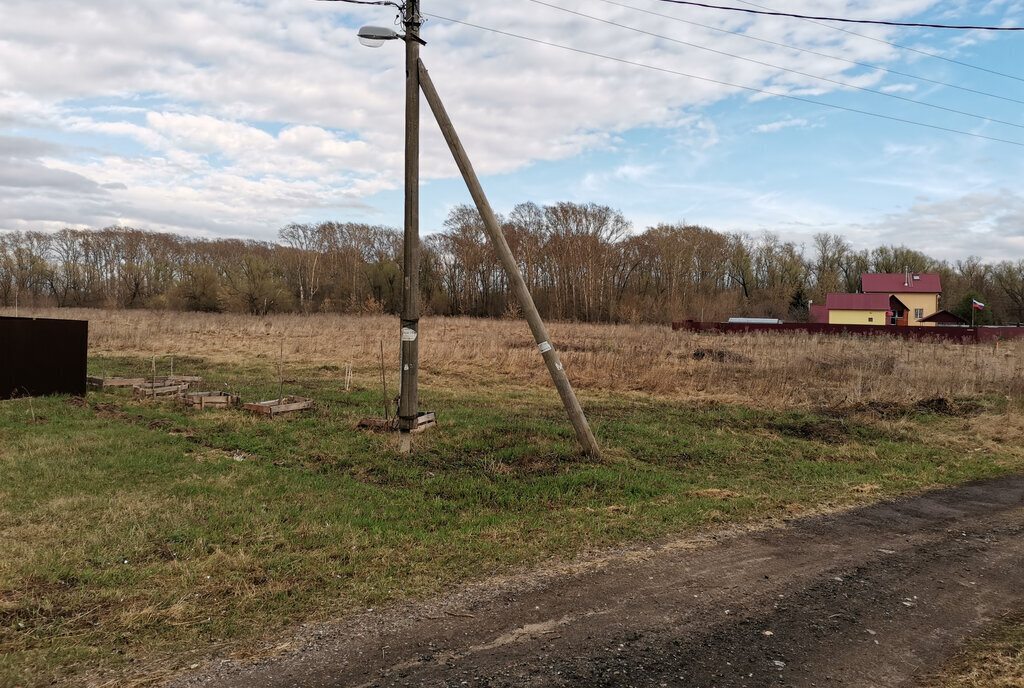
2 202 1023 325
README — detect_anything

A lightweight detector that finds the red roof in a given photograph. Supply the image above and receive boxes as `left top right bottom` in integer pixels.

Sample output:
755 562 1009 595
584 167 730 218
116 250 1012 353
861 273 942 294
917 309 966 324
826 293 892 311
809 304 829 324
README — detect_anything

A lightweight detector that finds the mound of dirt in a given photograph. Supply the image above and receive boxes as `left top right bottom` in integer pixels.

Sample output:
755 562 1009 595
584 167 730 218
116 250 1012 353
853 398 983 418
769 416 850 444
692 348 748 363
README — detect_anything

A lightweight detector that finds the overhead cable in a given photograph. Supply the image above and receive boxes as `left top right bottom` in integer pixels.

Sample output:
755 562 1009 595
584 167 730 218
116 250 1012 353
653 0 1024 31
731 0 1024 83
314 0 403 9
422 13 1024 148
526 0 1024 131
596 0 1024 106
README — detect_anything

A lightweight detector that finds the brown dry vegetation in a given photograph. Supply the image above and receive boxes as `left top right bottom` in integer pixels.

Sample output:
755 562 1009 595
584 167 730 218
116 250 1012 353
918 614 1024 688
15 306 1022 409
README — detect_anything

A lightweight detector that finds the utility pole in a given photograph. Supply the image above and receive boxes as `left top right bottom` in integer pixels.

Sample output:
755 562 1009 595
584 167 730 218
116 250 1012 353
418 60 601 458
397 0 421 453
341 1 597 457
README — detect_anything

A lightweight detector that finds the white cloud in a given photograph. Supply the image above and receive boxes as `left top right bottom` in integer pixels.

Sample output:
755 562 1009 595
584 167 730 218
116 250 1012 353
0 0 1020 258
855 190 1024 261
753 117 809 133
880 83 918 93
63 118 169 150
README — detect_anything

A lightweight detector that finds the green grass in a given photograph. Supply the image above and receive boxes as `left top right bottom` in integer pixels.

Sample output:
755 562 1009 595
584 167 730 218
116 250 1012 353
1 356 1022 686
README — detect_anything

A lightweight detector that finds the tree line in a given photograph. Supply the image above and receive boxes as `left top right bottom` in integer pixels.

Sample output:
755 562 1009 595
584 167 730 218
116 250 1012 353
2 201 1023 325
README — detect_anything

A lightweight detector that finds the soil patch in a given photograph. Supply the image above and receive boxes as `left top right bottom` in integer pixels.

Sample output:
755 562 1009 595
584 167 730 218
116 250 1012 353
692 347 748 363
853 397 983 419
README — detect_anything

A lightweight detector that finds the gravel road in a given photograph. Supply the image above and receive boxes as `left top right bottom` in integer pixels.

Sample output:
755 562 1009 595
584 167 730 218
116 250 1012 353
169 475 1024 688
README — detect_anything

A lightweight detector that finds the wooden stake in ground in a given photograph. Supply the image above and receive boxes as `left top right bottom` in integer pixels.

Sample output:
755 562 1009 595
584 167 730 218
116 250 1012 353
279 339 285 402
418 59 600 458
380 341 389 421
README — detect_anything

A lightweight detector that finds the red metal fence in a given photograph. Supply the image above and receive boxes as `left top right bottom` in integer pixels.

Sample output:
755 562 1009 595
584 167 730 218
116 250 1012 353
671 320 1024 343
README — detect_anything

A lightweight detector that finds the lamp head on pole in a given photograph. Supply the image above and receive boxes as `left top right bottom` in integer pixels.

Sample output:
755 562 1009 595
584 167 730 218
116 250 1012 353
357 25 401 47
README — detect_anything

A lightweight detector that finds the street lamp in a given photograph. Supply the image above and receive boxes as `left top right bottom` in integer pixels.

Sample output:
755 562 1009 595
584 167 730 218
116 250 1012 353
356 25 400 47
354 0 425 452
326 0 599 458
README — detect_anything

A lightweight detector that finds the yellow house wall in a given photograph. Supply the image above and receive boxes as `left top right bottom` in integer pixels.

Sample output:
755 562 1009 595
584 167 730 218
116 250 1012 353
892 292 940 327
829 309 888 325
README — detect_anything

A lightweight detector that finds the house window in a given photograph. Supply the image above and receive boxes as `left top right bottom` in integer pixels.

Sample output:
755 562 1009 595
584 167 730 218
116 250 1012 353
868 317 873 322
914 308 924 320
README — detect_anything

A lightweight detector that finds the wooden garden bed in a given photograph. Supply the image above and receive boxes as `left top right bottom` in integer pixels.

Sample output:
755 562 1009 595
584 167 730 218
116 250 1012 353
132 382 191 399
90 375 201 390
243 396 314 417
179 391 240 410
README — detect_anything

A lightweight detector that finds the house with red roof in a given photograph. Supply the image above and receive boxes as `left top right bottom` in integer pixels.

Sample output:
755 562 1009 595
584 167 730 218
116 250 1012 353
815 271 943 327
861 272 942 327
825 292 908 326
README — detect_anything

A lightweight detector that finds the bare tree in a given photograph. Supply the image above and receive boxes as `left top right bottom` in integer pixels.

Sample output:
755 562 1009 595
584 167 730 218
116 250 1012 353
279 223 328 313
994 260 1024 324
810 233 849 300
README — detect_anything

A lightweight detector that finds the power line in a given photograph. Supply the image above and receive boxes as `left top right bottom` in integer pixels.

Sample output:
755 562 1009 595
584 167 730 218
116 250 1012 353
653 0 1024 31
315 0 400 5
731 0 1024 84
526 0 1024 132
596 0 1024 107
422 13 1024 148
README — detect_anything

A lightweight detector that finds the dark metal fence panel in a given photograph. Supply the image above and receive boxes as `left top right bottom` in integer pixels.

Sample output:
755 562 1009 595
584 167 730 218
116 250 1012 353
671 320 1024 343
0 316 88 399
976 327 1024 342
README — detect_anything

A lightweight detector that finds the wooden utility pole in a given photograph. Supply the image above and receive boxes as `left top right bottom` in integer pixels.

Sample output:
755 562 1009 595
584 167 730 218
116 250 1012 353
417 59 601 458
397 0 422 453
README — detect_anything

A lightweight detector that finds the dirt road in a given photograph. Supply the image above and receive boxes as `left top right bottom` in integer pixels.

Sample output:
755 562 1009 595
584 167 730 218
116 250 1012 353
172 475 1023 687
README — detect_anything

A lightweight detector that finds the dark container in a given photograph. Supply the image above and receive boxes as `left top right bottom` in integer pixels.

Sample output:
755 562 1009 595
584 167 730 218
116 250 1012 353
0 316 88 399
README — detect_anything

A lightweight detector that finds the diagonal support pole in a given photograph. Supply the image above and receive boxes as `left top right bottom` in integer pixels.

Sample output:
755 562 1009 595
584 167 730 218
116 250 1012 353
418 59 601 458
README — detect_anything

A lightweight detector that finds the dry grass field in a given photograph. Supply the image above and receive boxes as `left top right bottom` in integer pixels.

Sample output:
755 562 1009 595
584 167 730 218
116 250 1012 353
2 307 1022 686
21 306 1023 409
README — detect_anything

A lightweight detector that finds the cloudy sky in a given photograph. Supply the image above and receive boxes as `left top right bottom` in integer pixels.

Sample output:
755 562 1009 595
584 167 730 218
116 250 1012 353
2 0 1023 261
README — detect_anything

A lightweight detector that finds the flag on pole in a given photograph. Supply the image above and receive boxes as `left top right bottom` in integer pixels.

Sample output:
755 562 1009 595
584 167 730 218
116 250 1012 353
972 299 985 310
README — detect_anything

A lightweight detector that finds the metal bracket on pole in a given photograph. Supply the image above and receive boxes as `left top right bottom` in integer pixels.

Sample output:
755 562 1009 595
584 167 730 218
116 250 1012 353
417 59 601 458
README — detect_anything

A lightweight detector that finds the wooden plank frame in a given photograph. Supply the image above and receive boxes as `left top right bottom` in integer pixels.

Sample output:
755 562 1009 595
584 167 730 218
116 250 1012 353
357 411 436 434
243 396 314 417
90 375 202 390
132 382 191 400
88 376 146 389
180 391 240 410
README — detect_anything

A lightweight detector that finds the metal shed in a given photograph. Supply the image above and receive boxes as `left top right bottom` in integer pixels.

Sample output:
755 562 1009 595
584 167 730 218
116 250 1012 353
0 316 88 399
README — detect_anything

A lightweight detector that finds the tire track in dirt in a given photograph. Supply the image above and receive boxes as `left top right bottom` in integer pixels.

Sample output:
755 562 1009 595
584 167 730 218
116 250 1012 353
170 475 1024 687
